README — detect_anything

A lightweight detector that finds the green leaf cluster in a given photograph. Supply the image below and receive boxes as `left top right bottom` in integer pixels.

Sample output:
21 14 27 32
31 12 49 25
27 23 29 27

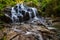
0 0 60 17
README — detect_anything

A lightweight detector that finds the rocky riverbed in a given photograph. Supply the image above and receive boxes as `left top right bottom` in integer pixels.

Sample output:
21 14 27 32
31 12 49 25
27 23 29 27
0 23 59 40
0 3 60 40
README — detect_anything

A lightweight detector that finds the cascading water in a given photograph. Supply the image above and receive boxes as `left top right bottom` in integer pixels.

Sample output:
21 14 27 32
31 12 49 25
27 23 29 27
4 3 54 40
28 12 32 19
11 7 19 23
11 3 39 23
20 3 25 10
32 9 39 22
32 8 38 18
5 3 51 27
16 4 23 17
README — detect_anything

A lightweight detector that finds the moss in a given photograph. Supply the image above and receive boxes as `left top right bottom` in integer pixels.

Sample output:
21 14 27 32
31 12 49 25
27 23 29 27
0 26 4 30
52 25 60 30
0 36 7 40
0 21 5 30
0 32 7 40
0 14 4 17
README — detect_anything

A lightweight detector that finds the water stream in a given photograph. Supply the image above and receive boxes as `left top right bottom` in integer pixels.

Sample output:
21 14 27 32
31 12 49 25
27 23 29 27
4 3 49 27
4 3 56 40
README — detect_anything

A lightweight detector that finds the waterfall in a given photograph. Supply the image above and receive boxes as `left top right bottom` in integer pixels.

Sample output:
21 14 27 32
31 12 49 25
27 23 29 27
20 3 25 10
28 12 32 19
11 3 39 23
32 8 37 17
5 3 51 27
16 4 23 17
7 3 54 40
20 3 27 15
11 7 19 23
31 8 38 20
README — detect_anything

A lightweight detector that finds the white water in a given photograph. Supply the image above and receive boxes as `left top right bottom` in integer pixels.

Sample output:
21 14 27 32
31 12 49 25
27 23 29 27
39 17 48 27
20 3 25 10
32 8 37 17
5 14 10 18
31 8 39 20
28 12 32 19
4 3 53 40
5 3 51 27
16 4 23 17
25 31 43 40
12 28 22 32
11 7 19 23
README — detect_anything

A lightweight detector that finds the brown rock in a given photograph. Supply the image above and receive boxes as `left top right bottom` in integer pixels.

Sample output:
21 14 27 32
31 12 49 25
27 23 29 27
0 30 4 39
6 30 17 40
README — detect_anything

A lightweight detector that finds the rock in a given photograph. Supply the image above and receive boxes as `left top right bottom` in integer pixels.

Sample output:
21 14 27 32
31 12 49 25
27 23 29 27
18 34 36 40
3 7 11 14
0 15 12 23
1 23 58 40
12 36 19 40
0 30 4 39
0 7 12 23
6 30 18 40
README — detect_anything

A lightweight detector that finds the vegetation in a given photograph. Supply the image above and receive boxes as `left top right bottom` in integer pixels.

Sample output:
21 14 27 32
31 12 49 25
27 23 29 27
0 0 60 29
0 0 60 17
0 0 60 40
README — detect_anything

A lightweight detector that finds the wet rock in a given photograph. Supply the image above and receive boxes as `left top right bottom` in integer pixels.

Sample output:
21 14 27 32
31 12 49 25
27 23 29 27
2 21 59 39
3 7 11 14
1 24 11 28
18 34 36 40
0 19 58 40
0 15 12 23
1 23 58 40
0 30 4 39
0 7 12 23
12 36 19 40
6 30 18 40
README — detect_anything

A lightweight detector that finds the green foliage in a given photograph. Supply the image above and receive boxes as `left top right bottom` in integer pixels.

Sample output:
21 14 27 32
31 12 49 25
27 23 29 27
0 0 60 17
24 0 60 17
40 0 60 17
0 36 7 40
25 0 40 7
0 0 16 10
